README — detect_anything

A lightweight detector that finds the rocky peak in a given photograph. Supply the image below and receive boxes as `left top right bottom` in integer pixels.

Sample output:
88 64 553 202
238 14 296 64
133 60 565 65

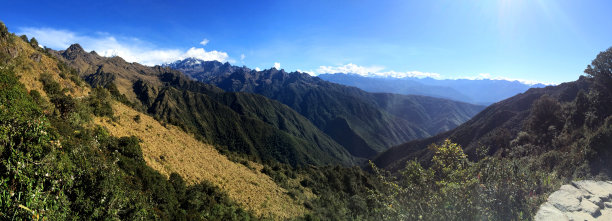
166 58 223 69
62 43 87 59
66 43 85 53
107 56 126 64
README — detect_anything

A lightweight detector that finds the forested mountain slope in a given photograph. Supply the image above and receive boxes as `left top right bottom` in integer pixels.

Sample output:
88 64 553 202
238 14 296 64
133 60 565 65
168 59 485 157
52 45 356 166
375 49 612 179
374 77 592 171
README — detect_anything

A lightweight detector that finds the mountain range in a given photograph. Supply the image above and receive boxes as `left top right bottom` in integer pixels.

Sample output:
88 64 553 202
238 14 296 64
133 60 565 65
318 73 548 105
53 44 359 167
166 58 485 157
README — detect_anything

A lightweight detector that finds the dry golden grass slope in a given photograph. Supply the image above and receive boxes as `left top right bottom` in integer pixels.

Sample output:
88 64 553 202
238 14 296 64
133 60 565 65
8 35 307 219
95 102 307 219
6 38 89 98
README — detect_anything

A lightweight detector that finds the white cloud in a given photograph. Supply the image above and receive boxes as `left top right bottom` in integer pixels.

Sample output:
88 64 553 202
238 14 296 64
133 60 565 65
317 63 384 76
297 69 315 75
375 70 441 78
273 62 281 69
315 63 555 85
183 47 230 62
19 27 232 66
255 67 261 71
199 38 209 46
240 54 245 61
316 63 440 78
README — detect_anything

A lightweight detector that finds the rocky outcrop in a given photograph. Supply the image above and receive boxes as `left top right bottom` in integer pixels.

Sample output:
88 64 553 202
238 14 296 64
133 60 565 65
535 180 612 220
30 53 41 62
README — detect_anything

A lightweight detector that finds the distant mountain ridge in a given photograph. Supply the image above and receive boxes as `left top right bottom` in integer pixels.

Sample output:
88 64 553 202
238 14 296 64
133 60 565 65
166 58 486 157
318 73 547 105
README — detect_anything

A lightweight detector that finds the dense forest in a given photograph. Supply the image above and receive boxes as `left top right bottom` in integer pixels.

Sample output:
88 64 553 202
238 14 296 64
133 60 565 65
2 18 612 220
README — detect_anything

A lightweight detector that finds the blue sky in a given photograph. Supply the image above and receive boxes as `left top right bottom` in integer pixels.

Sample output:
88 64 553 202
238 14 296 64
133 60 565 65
1 0 611 84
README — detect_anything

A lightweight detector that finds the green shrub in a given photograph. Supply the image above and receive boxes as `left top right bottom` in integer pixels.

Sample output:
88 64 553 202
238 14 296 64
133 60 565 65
87 87 113 117
429 139 468 180
0 66 69 219
133 114 141 123
29 37 38 48
40 73 62 96
19 34 28 43
369 140 556 220
50 95 76 118
107 83 133 106
0 21 8 38
29 89 42 103
527 95 563 145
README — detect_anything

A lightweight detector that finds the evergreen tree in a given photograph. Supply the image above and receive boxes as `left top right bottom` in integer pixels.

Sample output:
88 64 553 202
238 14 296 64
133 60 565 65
585 47 612 91
0 21 8 38
30 37 39 48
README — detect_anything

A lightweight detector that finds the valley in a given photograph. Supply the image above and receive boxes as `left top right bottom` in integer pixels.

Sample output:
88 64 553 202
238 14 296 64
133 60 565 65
168 59 485 157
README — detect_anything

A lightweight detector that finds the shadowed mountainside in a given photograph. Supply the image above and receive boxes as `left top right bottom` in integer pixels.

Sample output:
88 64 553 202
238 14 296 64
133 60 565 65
167 59 485 157
374 77 595 171
53 44 356 166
